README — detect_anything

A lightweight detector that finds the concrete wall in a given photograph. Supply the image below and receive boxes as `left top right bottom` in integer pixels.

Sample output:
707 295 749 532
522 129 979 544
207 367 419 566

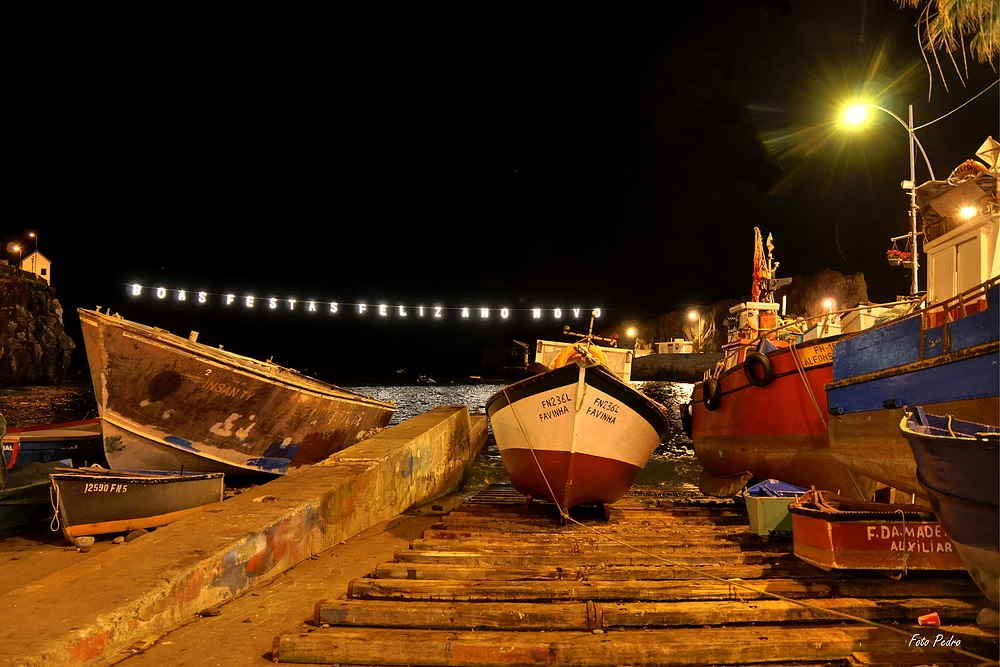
3 406 487 667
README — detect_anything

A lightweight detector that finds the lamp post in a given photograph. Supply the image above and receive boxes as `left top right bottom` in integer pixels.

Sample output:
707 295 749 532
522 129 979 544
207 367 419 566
27 231 37 274
843 103 936 296
688 310 702 353
12 244 21 268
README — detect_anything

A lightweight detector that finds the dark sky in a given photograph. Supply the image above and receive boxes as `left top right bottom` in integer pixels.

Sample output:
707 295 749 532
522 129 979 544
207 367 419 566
6 1 999 380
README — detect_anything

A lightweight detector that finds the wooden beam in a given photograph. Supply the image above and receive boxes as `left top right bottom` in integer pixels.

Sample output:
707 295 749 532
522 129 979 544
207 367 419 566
372 561 823 582
273 625 932 666
315 597 985 630
392 549 799 567
346 577 834 602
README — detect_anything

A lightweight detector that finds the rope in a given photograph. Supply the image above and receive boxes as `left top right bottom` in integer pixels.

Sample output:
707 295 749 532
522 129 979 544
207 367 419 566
790 342 873 500
897 509 909 577
501 385 569 520
49 481 61 533
556 509 995 664
788 342 827 429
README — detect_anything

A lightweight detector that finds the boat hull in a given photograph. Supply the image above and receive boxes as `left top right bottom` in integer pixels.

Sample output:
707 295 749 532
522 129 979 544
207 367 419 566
827 279 1000 498
691 339 875 499
486 363 669 510
3 418 105 470
2 419 108 530
901 408 1000 602
49 468 224 541
788 492 965 572
78 309 396 476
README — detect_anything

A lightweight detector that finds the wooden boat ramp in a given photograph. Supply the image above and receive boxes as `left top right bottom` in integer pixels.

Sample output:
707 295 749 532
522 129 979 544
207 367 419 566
272 485 999 666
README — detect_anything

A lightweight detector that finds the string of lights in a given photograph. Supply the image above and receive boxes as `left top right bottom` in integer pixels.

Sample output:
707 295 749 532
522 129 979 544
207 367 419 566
125 282 603 322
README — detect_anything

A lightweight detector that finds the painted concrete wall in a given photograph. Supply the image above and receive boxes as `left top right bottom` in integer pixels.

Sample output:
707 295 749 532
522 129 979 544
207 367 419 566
3 406 487 667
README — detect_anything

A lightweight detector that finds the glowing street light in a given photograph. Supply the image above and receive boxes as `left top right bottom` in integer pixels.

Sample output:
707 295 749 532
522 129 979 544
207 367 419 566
842 102 936 296
11 244 21 267
625 327 638 351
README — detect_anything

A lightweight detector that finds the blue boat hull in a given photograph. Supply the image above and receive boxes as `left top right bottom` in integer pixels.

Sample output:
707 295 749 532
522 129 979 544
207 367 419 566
827 279 1000 497
900 408 999 603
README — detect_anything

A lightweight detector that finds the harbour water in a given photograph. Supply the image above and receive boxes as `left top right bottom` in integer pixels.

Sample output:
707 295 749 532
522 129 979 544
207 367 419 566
0 378 703 491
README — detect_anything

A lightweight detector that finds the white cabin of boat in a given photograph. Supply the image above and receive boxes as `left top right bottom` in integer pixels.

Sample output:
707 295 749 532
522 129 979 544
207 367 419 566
533 339 633 382
918 143 999 308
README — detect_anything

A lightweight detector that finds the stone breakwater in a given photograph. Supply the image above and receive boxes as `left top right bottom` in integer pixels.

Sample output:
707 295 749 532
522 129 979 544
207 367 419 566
0 263 75 385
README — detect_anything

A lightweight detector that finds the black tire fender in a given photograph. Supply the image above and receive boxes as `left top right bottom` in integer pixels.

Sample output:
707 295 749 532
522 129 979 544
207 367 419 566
703 377 721 411
744 350 774 387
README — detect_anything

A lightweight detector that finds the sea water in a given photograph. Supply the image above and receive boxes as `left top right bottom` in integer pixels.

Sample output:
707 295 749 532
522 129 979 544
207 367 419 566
0 379 702 491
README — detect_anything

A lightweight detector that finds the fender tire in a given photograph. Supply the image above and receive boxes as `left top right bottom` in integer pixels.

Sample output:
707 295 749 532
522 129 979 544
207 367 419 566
703 378 721 411
744 351 774 387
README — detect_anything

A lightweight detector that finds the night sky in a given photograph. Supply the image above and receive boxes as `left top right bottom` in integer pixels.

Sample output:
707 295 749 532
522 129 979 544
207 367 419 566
7 1 999 380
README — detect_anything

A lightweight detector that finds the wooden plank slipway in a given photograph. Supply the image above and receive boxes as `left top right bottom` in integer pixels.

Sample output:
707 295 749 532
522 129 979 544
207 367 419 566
272 485 1000 666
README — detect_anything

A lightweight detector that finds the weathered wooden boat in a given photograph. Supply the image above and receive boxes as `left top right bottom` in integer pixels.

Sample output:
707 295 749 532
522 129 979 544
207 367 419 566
49 466 225 542
827 149 999 499
900 406 1000 603
78 308 397 476
788 488 965 572
486 318 670 514
1 418 107 530
687 229 899 500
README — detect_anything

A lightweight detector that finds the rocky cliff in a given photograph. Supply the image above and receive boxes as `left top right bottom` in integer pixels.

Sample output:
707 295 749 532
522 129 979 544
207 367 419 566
0 263 76 385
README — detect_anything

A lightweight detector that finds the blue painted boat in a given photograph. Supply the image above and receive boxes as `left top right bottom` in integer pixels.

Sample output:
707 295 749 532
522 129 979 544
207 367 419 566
2 418 105 470
1 418 106 530
900 406 999 603
826 156 999 498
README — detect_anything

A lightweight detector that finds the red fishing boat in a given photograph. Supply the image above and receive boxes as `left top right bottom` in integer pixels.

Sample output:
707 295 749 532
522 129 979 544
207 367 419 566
788 488 965 572
687 229 901 499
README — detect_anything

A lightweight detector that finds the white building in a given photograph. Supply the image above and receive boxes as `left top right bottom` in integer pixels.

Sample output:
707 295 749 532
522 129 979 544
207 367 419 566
21 250 51 285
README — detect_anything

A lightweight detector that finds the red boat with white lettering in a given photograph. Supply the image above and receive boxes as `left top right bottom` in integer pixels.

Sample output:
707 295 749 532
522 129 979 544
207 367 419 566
788 488 965 572
487 314 671 516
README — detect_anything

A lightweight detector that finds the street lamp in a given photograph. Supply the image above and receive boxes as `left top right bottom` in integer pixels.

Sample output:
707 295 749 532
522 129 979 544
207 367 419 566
27 231 37 274
688 310 703 353
12 244 21 268
625 327 638 351
843 103 936 296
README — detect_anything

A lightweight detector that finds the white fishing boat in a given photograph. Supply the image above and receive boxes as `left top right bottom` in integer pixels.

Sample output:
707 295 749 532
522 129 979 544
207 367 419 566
486 314 670 516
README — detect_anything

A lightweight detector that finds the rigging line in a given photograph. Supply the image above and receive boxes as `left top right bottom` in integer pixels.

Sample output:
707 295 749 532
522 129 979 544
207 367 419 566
556 510 995 664
791 344 870 499
912 78 1000 132
789 342 827 429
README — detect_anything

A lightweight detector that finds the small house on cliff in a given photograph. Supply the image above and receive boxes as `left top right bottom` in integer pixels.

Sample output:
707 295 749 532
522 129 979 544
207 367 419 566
21 250 51 285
